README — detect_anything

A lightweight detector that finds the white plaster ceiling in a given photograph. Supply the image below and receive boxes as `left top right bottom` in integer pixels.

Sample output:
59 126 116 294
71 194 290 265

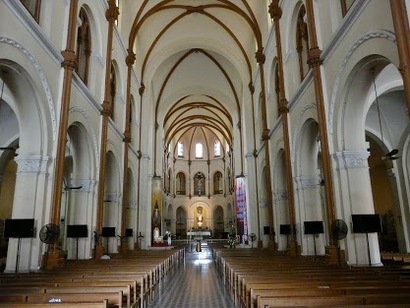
127 0 265 155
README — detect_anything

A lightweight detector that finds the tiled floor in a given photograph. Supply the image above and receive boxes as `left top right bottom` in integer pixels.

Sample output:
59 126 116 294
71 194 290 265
149 242 236 308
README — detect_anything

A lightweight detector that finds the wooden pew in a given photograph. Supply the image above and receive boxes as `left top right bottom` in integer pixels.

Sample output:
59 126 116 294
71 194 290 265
0 249 185 308
0 302 108 308
211 246 410 308
26 291 123 308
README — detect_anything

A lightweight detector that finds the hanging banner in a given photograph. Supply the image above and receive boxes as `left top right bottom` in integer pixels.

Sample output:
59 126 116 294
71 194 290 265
151 176 162 244
235 177 248 244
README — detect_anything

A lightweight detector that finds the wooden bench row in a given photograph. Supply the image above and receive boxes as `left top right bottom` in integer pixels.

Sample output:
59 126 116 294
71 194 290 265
0 248 185 308
211 246 410 308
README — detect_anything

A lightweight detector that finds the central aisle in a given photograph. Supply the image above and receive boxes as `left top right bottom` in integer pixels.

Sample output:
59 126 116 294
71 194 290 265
149 242 236 308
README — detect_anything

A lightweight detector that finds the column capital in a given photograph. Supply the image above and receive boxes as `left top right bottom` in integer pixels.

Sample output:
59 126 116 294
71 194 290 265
398 63 409 76
307 47 323 68
335 150 370 169
126 50 136 66
61 50 77 70
123 131 131 143
268 1 282 20
278 103 289 115
255 47 266 65
262 128 270 141
101 100 111 116
139 83 146 96
105 1 119 23
15 155 50 173
248 82 255 94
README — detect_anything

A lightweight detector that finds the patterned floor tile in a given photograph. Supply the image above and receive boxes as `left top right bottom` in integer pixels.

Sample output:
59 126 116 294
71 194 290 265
148 243 236 308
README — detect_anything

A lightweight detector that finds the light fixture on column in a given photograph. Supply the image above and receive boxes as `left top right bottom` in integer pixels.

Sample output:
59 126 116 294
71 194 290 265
371 69 399 161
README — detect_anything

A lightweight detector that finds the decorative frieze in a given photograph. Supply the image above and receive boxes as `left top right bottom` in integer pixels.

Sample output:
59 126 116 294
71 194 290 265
294 175 321 189
335 150 370 169
15 156 50 173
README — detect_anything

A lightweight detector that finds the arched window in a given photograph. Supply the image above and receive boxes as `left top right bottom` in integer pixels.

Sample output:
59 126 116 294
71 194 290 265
177 141 184 157
176 172 186 195
109 63 116 121
213 171 223 194
194 172 205 196
20 0 41 22
195 142 203 158
175 172 186 195
76 8 91 85
214 140 221 157
341 0 356 16
296 5 309 81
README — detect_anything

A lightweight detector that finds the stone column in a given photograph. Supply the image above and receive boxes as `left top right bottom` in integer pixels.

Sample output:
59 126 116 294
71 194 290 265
5 155 50 272
269 0 298 256
120 50 136 252
335 150 381 266
305 0 338 264
248 83 261 246
45 0 78 269
95 0 119 259
255 49 275 249
389 0 410 115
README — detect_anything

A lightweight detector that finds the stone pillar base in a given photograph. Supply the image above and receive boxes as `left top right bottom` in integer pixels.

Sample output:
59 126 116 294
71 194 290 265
42 251 64 270
326 245 342 265
94 243 105 259
288 240 299 257
268 240 276 251
120 238 129 253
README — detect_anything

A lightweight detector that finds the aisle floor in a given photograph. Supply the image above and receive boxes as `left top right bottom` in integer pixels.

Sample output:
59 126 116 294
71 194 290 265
148 242 236 308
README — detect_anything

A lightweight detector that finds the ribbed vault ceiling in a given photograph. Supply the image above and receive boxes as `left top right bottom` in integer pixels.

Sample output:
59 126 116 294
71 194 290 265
128 0 265 155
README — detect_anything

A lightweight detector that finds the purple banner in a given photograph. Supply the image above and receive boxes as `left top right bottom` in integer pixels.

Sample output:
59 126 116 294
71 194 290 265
235 177 248 243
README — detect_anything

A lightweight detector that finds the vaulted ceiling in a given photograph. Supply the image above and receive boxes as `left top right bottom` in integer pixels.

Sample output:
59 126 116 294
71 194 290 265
127 0 268 158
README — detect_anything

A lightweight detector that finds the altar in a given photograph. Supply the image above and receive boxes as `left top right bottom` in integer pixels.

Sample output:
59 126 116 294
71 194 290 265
187 231 211 241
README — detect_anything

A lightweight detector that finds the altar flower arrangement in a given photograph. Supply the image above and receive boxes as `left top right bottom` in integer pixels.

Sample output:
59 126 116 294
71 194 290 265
228 234 236 248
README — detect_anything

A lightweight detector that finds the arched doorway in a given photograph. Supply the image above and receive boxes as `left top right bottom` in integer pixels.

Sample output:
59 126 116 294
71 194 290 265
214 206 224 238
296 120 325 255
364 63 408 253
103 151 120 254
61 123 95 260
175 206 187 239
367 135 400 252
273 149 290 251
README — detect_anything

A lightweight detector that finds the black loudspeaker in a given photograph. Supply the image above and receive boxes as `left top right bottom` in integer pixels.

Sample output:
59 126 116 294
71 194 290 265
304 221 324 235
352 214 382 233
67 225 88 238
280 224 291 235
102 227 116 237
263 226 270 235
125 228 133 237
4 218 35 238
